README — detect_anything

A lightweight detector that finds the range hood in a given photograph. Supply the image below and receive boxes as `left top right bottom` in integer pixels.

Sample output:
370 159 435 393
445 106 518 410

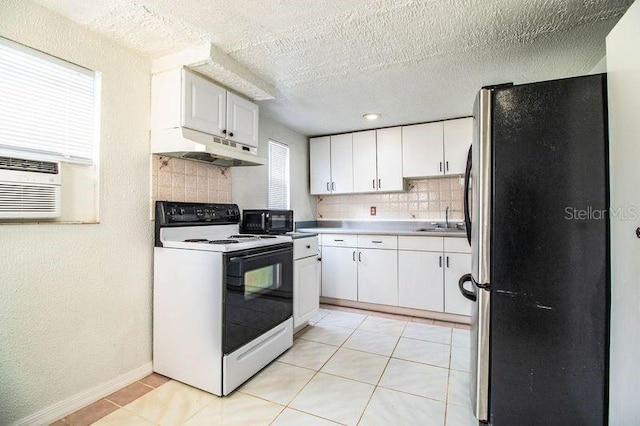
151 127 265 167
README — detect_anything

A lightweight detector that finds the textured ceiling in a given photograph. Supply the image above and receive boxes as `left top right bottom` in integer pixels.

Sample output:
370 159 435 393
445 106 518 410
32 0 632 136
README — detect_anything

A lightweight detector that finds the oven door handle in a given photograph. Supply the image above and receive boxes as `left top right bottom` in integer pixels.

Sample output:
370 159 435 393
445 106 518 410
228 247 292 262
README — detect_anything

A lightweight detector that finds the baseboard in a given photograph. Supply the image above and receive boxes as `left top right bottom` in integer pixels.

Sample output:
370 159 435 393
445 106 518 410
13 362 153 426
319 297 471 324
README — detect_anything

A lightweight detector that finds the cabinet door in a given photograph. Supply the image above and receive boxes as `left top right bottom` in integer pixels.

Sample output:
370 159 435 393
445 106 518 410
444 118 472 175
294 256 320 328
310 136 331 195
376 127 404 191
402 122 444 178
182 70 226 137
226 92 259 147
444 253 472 316
357 249 398 306
321 246 357 300
398 251 444 311
352 130 377 193
330 133 354 194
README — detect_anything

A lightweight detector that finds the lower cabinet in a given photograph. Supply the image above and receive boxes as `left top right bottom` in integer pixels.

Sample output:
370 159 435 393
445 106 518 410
443 252 472 316
398 250 443 311
358 248 398 305
318 233 471 317
293 237 320 329
320 246 358 300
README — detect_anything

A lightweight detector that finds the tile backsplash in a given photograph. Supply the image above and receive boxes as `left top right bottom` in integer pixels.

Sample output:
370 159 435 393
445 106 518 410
150 156 232 213
316 176 465 221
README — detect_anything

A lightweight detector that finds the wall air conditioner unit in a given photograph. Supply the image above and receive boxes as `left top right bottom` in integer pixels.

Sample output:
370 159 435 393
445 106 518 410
0 156 61 219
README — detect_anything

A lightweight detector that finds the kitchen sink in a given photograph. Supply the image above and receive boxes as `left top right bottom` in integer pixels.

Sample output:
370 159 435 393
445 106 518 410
414 227 465 233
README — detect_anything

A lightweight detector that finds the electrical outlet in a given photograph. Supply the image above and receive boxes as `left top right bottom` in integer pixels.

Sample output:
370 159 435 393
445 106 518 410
370 206 377 216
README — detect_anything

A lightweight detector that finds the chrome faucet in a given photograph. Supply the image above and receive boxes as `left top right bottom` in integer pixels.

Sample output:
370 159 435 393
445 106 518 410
445 206 450 228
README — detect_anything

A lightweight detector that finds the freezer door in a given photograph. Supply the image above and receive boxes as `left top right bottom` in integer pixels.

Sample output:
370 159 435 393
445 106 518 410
468 89 492 423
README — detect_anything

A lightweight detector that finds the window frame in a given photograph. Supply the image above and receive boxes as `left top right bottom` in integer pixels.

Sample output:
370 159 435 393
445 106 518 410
0 36 101 166
267 139 290 210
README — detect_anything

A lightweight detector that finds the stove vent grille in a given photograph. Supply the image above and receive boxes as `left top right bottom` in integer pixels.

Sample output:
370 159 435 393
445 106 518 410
0 156 61 219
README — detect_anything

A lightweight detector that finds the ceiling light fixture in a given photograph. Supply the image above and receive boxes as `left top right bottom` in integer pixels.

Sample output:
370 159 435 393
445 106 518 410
362 112 381 121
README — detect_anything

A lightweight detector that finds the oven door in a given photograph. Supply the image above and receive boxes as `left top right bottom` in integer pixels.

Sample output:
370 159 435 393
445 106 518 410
224 243 293 354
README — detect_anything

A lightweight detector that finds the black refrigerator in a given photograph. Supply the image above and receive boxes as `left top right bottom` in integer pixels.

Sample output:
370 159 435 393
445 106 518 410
459 74 610 425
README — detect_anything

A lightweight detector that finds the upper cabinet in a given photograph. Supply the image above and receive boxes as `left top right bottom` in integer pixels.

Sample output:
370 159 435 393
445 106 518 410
309 133 353 195
443 118 473 175
402 117 472 178
352 127 403 192
152 68 259 148
309 117 471 195
402 121 444 178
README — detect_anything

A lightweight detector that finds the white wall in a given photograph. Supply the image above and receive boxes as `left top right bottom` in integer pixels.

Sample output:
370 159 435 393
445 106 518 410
232 115 316 221
606 1 640 424
0 1 152 424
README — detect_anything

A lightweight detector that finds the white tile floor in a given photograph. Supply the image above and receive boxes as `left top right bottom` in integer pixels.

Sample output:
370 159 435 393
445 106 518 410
93 308 476 425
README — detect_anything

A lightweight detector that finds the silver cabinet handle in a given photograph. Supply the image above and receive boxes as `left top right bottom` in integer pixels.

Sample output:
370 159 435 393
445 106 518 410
372 240 382 243
372 179 376 189
446 161 449 172
439 162 443 172
332 182 336 191
358 251 362 262
378 178 381 189
334 239 344 242
439 256 442 268
353 251 356 261
446 256 450 268
327 182 330 191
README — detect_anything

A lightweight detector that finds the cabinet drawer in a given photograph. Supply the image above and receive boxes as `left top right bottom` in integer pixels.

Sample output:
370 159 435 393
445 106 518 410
357 235 398 250
444 237 471 254
321 234 358 247
294 237 319 260
398 236 443 252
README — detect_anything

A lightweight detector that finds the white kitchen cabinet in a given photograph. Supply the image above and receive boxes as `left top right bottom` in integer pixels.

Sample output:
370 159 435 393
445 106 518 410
398 235 471 316
151 68 259 148
294 255 320 329
443 117 472 175
226 91 259 147
352 127 404 193
402 118 472 178
309 134 353 195
358 248 398 306
398 250 443 311
443 252 472 316
352 130 378 192
321 245 358 300
310 136 331 194
330 133 354 194
402 121 443 178
376 127 404 192
183 69 226 137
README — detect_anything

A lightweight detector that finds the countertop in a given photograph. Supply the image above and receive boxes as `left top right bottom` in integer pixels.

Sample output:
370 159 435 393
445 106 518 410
286 232 318 239
296 227 466 238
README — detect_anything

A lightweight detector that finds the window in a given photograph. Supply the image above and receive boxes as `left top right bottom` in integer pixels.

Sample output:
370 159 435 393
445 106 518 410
0 37 99 164
268 140 290 209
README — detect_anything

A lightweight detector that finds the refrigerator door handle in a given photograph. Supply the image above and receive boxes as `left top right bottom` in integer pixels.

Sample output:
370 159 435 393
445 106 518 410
458 273 476 301
463 146 472 245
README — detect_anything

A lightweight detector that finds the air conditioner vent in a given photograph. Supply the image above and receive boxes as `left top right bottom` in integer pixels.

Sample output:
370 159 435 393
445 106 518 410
0 156 61 219
0 156 59 174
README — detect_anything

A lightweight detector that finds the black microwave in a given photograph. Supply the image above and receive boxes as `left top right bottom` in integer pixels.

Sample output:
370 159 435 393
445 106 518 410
241 209 294 234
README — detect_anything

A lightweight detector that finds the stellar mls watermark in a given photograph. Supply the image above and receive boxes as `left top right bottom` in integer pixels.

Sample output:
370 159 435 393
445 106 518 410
564 206 638 220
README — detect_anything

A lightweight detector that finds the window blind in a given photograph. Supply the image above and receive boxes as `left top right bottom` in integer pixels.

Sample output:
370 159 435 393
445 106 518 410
268 140 290 210
0 37 98 164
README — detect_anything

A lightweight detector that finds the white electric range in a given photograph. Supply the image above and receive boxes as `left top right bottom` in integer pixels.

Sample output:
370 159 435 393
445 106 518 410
153 201 293 396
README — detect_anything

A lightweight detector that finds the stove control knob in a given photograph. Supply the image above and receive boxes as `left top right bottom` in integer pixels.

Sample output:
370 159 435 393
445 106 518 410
179 208 185 215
